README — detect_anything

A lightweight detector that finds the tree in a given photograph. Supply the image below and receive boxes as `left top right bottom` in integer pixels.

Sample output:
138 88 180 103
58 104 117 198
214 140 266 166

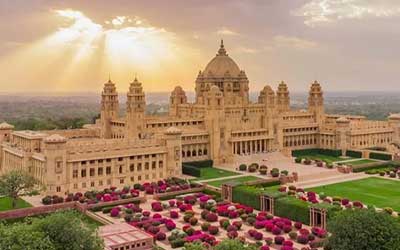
0 170 40 208
327 209 400 250
213 239 258 250
32 211 104 250
183 242 209 250
0 222 55 250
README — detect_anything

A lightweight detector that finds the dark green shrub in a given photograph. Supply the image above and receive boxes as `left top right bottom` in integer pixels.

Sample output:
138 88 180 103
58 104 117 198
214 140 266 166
239 164 247 171
274 196 310 225
346 150 362 158
182 165 201 177
370 152 392 161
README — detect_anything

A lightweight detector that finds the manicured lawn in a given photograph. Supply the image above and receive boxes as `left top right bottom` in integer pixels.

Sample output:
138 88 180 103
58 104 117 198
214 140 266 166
299 154 354 164
205 175 262 188
194 167 239 181
0 197 32 211
342 159 378 165
307 177 400 211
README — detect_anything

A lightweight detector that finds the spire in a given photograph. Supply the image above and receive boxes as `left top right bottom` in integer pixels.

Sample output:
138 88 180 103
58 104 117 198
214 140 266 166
134 73 138 83
107 73 112 83
217 39 227 56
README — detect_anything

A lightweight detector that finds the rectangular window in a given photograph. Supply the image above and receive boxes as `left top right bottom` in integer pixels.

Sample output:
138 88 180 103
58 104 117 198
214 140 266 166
56 186 61 192
130 176 134 182
73 183 78 189
91 181 95 187
98 167 103 176
138 175 142 181
145 162 149 170
99 180 103 186
72 170 78 178
81 169 86 178
159 161 163 168
90 168 95 177
137 163 142 171
106 167 111 175
152 161 156 169
120 179 124 184
130 164 134 172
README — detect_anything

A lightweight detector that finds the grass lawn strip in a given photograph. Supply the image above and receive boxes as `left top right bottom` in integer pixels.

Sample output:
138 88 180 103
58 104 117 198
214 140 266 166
194 167 240 181
0 197 32 212
307 177 400 211
205 175 262 188
299 154 354 164
343 159 379 165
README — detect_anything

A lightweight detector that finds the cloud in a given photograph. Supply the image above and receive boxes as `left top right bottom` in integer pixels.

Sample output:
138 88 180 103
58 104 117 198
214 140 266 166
235 47 258 54
273 35 317 49
216 27 239 36
293 0 400 27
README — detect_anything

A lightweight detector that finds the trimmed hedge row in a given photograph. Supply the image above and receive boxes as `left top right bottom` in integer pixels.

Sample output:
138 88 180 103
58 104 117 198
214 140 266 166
274 196 310 225
292 148 342 157
183 160 213 168
182 165 201 177
232 186 264 210
346 150 362 158
352 161 398 173
256 180 281 188
369 152 392 161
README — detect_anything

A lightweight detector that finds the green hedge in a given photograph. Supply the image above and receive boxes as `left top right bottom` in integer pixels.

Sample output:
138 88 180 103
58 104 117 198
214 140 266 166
202 188 222 199
346 150 362 158
274 196 310 224
352 161 399 173
256 180 281 188
182 165 201 177
183 160 213 168
369 152 392 161
292 148 342 157
232 186 264 210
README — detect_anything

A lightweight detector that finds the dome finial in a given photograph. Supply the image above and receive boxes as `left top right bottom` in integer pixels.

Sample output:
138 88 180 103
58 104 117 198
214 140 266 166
108 73 112 83
134 72 138 82
217 39 227 56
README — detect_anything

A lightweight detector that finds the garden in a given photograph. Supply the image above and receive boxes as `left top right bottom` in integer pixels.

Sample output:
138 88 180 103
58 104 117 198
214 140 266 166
204 176 263 188
194 167 240 181
306 177 400 212
41 177 202 206
96 191 328 250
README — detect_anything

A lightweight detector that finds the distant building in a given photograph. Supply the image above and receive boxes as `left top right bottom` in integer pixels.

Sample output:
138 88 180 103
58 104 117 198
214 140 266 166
0 41 399 195
99 223 153 250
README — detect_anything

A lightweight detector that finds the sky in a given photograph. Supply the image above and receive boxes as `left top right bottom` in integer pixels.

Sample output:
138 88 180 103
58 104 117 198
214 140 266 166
1 0 400 93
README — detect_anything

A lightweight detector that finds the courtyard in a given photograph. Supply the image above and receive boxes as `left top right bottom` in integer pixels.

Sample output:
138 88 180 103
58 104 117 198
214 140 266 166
307 177 400 211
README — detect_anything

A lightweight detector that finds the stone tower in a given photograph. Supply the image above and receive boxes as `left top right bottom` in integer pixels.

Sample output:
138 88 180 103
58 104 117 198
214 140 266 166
308 80 325 125
43 134 67 195
204 86 228 163
335 117 351 155
126 77 145 139
0 122 14 173
100 77 119 139
164 127 183 177
276 81 290 113
259 85 276 138
169 86 187 117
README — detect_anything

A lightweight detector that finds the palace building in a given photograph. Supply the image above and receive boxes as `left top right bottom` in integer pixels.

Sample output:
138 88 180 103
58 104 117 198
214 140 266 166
0 40 399 195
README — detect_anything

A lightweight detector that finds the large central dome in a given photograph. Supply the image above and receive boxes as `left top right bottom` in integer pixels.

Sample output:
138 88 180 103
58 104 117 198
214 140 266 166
203 40 241 77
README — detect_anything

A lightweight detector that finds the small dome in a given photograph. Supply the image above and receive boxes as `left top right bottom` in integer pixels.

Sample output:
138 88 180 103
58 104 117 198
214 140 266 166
336 117 350 123
0 122 14 130
44 134 67 143
172 86 185 95
165 127 182 135
203 40 241 78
